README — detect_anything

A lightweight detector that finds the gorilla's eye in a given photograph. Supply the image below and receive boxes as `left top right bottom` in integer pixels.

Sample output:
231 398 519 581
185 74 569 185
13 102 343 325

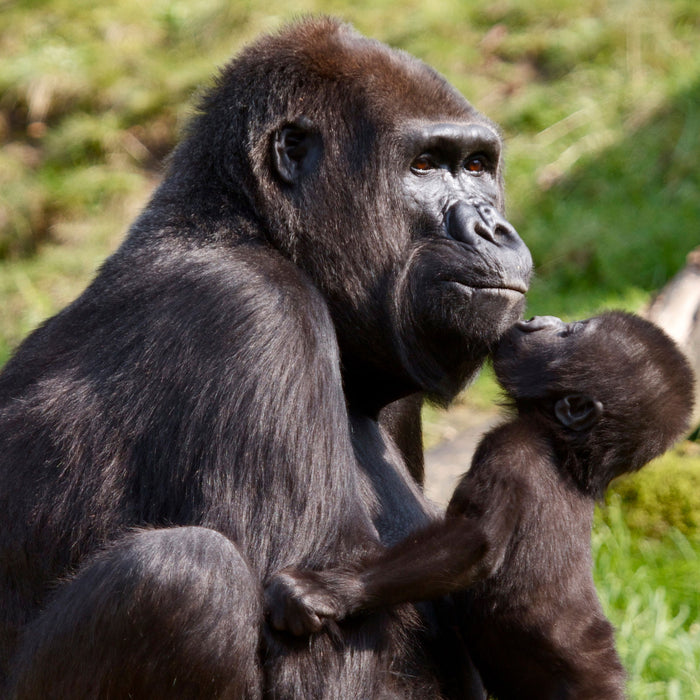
411 155 435 173
464 155 487 173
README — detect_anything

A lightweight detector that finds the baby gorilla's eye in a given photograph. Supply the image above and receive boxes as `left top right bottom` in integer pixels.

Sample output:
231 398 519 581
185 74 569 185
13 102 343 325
411 155 435 173
464 155 487 173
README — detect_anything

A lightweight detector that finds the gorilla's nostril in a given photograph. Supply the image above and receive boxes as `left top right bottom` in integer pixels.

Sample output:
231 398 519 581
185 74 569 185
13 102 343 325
494 223 515 239
473 220 497 244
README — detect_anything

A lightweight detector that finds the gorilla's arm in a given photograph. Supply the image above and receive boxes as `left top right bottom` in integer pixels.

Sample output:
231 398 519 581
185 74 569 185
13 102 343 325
0 241 375 583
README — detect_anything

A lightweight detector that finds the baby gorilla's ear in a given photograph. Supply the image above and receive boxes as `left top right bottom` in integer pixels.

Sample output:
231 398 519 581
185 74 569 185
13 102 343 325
554 394 603 432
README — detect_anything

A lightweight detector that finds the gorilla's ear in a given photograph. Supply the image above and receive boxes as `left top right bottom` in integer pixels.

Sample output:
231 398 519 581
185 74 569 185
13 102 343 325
273 118 322 185
554 394 603 432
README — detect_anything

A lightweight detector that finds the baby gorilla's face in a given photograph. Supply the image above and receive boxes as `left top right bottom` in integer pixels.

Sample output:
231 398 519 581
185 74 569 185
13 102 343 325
492 310 694 477
491 315 599 402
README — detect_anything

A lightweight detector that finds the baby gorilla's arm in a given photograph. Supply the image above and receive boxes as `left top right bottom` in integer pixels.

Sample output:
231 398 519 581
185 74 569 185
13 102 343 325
265 493 517 635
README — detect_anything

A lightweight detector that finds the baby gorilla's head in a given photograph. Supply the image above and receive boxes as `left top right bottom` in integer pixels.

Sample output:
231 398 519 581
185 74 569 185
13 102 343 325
493 311 694 485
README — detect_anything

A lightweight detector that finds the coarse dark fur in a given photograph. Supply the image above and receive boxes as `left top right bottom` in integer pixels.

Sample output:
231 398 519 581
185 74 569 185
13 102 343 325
267 312 694 699
0 18 532 699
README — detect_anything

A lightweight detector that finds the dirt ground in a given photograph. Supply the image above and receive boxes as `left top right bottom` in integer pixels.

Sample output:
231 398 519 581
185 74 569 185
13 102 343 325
423 406 501 507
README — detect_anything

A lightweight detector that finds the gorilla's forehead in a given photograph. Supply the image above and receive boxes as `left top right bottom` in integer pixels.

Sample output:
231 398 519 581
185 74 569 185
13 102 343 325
274 18 479 123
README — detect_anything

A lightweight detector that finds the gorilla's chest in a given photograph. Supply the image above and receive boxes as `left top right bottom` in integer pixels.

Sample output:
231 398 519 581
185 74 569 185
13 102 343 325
350 414 438 547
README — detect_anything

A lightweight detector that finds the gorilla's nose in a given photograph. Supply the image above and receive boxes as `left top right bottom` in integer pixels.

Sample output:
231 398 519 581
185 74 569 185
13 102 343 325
445 201 523 250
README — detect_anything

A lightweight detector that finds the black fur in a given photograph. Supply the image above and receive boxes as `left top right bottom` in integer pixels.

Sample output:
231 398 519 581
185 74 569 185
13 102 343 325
0 18 532 698
267 312 694 699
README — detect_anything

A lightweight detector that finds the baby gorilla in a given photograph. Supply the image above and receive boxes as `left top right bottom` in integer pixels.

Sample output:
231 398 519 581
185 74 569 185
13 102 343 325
265 311 694 699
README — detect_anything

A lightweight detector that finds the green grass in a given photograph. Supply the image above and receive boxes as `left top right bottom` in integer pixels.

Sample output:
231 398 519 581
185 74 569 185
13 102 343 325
595 498 700 699
609 447 700 539
594 448 700 696
2 1 700 695
517 77 700 319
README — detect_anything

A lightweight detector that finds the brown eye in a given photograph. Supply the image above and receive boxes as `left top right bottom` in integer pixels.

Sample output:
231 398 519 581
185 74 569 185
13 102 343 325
411 155 434 172
465 156 487 173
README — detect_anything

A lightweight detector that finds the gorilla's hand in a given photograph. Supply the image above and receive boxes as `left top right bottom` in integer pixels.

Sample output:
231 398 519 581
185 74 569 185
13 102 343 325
264 567 361 636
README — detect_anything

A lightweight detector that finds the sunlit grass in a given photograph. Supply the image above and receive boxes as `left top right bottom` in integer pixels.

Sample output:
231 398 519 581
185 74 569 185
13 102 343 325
594 497 700 698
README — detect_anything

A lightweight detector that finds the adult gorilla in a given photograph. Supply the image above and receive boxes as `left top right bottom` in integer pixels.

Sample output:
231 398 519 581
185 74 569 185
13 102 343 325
0 18 532 699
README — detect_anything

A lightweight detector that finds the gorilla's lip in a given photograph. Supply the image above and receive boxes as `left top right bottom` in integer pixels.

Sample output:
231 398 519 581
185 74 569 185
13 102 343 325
445 281 528 295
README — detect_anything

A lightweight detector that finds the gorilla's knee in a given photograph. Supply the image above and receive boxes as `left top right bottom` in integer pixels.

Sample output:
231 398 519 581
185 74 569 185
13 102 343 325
11 527 262 700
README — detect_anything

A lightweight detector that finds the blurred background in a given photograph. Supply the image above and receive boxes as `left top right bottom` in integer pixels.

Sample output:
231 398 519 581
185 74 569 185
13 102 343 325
1 0 699 696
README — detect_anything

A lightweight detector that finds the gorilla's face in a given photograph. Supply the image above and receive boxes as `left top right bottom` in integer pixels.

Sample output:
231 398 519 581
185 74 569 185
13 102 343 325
259 23 532 404
391 120 532 400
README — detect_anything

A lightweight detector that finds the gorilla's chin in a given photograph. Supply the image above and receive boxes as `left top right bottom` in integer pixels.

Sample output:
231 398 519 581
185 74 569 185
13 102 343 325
395 284 527 404
462 287 528 346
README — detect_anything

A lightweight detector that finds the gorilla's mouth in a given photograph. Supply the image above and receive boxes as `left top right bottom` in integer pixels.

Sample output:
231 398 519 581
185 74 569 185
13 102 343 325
445 281 528 296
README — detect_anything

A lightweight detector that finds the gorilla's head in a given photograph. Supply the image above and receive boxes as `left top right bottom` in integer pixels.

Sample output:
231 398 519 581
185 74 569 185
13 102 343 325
171 18 533 407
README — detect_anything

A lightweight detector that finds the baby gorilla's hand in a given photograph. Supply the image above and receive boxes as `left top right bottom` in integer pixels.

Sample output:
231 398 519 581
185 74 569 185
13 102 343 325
265 568 358 636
